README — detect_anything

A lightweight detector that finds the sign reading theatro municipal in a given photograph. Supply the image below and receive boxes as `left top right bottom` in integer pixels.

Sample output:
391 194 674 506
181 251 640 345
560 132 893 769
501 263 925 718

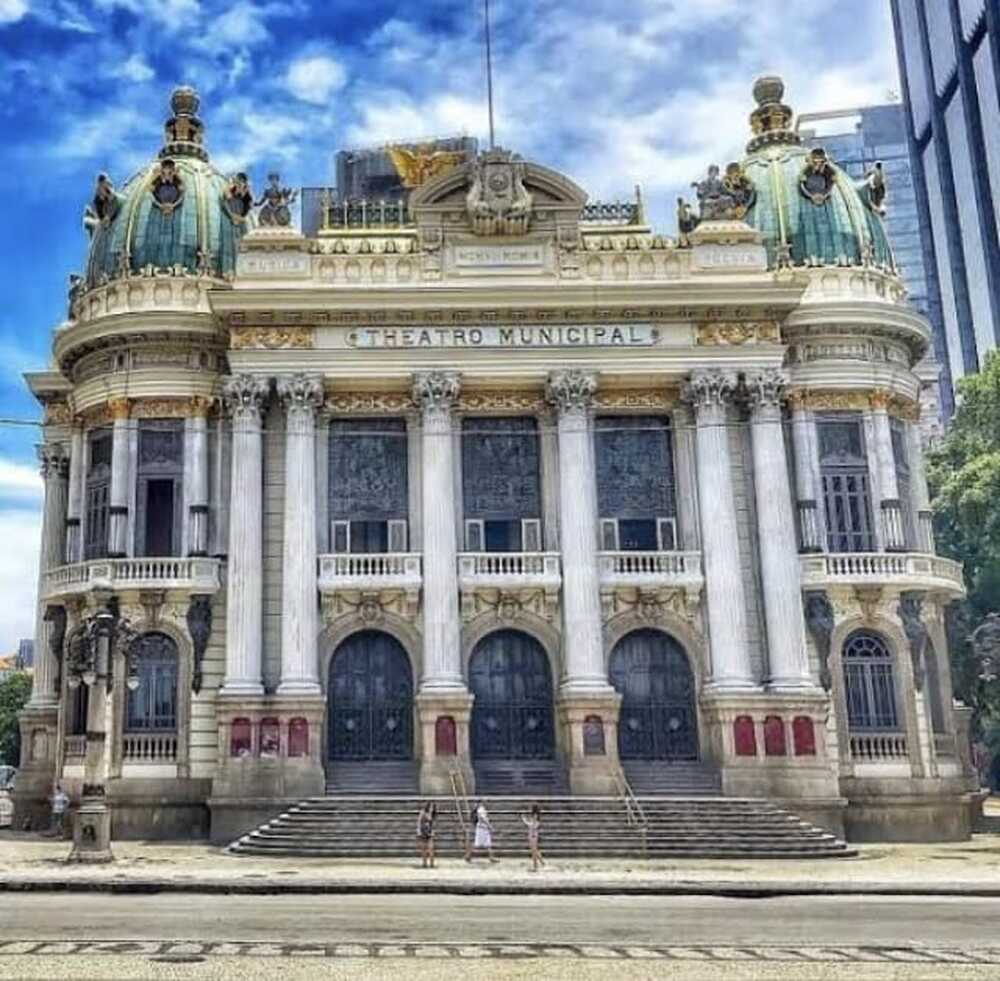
14 77 980 852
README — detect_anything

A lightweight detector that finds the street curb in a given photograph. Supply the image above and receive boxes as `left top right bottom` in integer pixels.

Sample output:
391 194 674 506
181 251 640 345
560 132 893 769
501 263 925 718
1 878 999 898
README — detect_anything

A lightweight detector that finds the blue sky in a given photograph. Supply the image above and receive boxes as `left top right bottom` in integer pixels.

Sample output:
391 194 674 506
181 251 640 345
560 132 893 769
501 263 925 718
0 0 899 652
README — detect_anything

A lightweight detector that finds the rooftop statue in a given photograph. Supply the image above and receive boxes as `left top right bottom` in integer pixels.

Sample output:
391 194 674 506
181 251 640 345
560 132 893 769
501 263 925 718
255 172 298 227
222 172 254 225
150 158 184 215
861 161 887 216
681 161 757 235
387 145 466 189
83 173 122 238
466 149 532 236
799 147 836 206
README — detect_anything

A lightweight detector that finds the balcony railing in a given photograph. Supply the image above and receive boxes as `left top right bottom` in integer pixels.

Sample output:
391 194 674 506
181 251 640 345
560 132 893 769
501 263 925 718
122 732 178 763
63 735 86 759
800 552 965 595
42 557 223 600
849 731 909 762
597 550 703 586
317 553 422 591
458 552 561 584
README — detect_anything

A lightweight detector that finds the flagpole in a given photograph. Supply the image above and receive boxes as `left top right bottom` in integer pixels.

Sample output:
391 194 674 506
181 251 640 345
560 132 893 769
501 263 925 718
484 0 496 149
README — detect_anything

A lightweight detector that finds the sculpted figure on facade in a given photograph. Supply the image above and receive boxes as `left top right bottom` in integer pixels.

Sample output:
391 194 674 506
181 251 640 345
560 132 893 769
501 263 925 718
692 162 755 222
799 147 836 205
255 172 298 227
898 590 928 691
387 144 467 188
545 369 597 416
861 161 887 216
466 149 533 236
83 173 121 237
803 591 835 691
221 373 270 423
186 595 213 695
222 172 254 225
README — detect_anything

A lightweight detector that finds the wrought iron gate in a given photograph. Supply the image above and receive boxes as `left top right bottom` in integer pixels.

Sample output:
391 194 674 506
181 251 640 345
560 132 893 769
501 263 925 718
469 630 554 760
328 631 413 760
610 629 698 760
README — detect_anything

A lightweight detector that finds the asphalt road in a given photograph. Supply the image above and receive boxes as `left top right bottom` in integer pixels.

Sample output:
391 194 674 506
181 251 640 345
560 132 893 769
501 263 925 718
1 891 997 945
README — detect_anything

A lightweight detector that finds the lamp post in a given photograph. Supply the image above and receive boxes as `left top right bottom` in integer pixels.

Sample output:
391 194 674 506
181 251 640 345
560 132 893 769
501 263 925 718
66 600 138 864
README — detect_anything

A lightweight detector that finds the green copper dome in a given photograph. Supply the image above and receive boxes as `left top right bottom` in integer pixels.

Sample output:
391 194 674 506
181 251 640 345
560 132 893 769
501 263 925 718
83 87 253 288
740 77 894 271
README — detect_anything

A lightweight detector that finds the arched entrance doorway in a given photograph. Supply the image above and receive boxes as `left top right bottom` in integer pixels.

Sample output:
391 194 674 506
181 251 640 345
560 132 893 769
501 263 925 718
469 630 558 792
328 630 413 761
609 629 698 760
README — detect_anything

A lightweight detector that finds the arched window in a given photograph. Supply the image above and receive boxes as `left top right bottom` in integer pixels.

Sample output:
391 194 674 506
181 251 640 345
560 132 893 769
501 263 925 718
842 631 898 731
126 633 179 732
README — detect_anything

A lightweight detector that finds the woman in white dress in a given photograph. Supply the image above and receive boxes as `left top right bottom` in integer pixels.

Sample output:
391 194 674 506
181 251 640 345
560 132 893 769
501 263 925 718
465 800 499 863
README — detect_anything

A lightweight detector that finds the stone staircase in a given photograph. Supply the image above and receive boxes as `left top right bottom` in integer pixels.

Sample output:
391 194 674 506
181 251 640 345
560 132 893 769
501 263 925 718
623 760 721 796
228 795 854 859
325 761 419 795
474 761 568 796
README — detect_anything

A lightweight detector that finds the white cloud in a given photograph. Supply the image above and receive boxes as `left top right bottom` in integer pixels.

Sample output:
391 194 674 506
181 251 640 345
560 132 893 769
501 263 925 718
0 0 28 24
0 459 42 502
0 507 41 654
114 53 155 83
286 54 346 105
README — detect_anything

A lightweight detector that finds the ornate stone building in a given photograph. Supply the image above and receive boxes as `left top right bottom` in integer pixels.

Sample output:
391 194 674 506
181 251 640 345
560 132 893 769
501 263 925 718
14 78 980 845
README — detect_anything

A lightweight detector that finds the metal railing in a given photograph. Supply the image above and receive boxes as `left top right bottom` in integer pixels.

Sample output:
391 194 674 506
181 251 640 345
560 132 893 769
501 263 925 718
122 732 178 763
613 768 648 845
849 731 909 762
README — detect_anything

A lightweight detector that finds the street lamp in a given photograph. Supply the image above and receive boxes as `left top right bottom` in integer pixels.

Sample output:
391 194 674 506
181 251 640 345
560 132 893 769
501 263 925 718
65 601 138 864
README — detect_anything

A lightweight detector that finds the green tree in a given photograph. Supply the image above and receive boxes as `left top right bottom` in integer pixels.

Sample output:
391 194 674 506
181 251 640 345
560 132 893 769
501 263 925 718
0 672 32 767
928 350 1000 730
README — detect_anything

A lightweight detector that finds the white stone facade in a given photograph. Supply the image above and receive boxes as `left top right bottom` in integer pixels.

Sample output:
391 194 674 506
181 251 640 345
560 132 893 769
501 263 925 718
14 97 981 846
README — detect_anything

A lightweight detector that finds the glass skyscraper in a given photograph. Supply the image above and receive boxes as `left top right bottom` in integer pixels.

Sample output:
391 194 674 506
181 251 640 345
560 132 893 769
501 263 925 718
891 0 1000 416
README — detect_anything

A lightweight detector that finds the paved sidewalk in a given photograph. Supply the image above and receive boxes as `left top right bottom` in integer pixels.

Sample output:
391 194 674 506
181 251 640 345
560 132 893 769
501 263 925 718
1 817 998 895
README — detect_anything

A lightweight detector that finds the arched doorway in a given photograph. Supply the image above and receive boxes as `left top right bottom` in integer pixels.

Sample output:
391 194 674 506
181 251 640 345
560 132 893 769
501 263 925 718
610 629 698 760
328 630 413 761
469 630 555 761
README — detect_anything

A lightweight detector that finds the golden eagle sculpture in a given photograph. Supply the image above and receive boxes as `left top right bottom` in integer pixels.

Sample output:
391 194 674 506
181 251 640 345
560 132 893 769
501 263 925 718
386 145 467 189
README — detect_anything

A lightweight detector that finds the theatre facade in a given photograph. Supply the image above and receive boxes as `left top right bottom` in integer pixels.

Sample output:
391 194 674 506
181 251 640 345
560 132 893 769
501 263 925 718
15 78 981 844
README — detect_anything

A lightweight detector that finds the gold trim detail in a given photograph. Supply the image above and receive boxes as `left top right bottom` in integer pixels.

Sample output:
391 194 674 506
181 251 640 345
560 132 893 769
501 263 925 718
131 399 192 419
108 397 131 421
696 321 781 345
786 388 920 419
230 326 315 350
43 402 73 426
595 389 679 410
869 388 892 411
460 391 546 413
325 392 413 415
188 395 215 418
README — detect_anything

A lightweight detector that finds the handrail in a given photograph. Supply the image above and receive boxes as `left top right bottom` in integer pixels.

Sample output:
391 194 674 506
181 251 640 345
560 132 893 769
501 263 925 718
613 768 648 834
449 768 471 852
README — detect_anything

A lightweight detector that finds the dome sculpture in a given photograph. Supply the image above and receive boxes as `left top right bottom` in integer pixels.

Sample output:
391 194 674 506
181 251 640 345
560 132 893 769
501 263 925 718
741 76 893 269
82 87 253 287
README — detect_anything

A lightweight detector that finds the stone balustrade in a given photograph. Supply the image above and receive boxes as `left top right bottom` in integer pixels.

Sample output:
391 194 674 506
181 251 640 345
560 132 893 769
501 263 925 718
317 553 422 590
849 731 909 762
457 552 561 586
63 735 86 759
122 732 178 764
597 549 703 583
800 552 965 596
42 557 223 600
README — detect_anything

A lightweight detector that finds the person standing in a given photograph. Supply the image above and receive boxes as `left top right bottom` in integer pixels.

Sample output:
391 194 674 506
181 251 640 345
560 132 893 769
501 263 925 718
416 801 437 869
521 803 544 872
49 784 69 838
465 800 498 863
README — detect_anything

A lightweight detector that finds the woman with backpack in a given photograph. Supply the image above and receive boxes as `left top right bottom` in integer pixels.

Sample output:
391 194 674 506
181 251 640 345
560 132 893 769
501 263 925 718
465 799 498 863
416 801 437 869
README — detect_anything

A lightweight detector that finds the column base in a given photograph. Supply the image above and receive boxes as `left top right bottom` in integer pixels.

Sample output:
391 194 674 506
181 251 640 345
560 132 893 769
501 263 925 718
12 705 59 832
703 678 760 694
275 680 322 696
68 797 114 864
415 690 474 796
557 691 623 796
767 678 823 694
218 681 265 697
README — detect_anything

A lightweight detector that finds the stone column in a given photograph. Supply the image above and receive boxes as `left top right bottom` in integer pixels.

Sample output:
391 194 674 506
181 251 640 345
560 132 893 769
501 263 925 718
276 374 324 695
28 443 69 708
186 397 212 557
107 398 131 558
64 424 84 565
788 391 822 552
683 370 754 689
545 369 610 694
870 390 905 550
220 374 270 695
412 371 464 691
746 370 814 690
907 421 935 553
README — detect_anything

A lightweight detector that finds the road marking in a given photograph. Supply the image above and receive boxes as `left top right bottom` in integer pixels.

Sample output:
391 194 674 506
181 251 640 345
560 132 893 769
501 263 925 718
0 940 997 964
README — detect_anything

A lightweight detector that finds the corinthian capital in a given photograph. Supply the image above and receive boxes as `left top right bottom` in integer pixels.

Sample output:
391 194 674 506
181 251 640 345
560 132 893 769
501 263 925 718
681 369 739 411
745 368 788 413
221 374 271 423
276 373 324 416
545 369 597 415
37 442 69 479
412 371 461 418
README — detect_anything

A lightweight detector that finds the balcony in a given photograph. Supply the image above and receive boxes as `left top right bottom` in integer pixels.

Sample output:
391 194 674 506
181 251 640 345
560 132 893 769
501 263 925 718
849 731 909 762
317 552 422 620
598 550 705 622
800 552 965 597
458 552 561 623
122 732 178 764
42 557 223 601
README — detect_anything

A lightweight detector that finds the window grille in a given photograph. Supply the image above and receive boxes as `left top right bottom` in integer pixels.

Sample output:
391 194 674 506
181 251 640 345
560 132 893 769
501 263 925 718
818 416 875 552
842 631 899 730
126 633 179 732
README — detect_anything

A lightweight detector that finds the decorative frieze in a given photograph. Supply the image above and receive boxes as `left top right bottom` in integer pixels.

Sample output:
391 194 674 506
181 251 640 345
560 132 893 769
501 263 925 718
697 321 781 345
595 389 678 411
460 587 558 625
600 586 702 629
786 388 920 420
321 589 420 625
108 397 131 421
230 326 314 350
43 402 73 426
460 390 546 413
131 399 193 419
326 391 413 415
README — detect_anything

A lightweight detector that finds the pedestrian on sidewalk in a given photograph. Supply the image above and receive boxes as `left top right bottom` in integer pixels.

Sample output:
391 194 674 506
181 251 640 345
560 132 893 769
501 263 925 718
49 784 69 838
416 801 437 869
465 800 498 863
521 803 544 872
